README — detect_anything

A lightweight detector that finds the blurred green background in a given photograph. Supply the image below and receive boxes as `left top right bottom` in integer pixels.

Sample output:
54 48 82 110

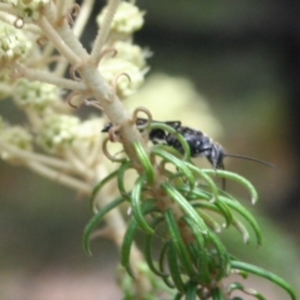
1 1 299 299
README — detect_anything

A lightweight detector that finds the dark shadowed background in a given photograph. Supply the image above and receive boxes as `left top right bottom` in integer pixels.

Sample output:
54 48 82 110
0 1 299 299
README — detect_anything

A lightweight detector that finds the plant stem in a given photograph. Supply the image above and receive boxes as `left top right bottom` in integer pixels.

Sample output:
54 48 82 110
90 0 121 64
27 160 91 193
15 64 87 91
55 0 95 77
73 0 95 38
0 141 73 171
37 16 81 66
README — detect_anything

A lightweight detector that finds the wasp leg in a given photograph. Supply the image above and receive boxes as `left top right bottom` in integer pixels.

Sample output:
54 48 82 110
164 121 182 130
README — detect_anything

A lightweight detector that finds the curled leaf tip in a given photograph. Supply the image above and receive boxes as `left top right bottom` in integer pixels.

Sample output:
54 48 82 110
209 196 216 203
243 236 250 244
83 239 92 256
251 197 257 205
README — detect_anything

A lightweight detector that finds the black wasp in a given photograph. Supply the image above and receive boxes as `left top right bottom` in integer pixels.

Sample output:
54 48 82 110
102 118 274 171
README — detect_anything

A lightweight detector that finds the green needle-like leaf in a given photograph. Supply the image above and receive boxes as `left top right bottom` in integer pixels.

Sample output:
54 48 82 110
131 175 154 234
164 209 195 277
161 182 208 234
231 261 297 300
83 196 125 255
173 293 183 300
183 216 211 284
227 282 266 300
197 209 222 232
133 141 155 184
152 148 195 189
182 184 262 245
120 216 138 278
144 217 168 277
219 196 262 246
214 199 233 227
117 161 132 200
186 163 219 201
202 169 258 204
89 169 118 213
121 199 158 278
159 242 174 289
185 281 198 300
167 241 186 294
208 230 231 280
211 287 226 300
231 218 250 244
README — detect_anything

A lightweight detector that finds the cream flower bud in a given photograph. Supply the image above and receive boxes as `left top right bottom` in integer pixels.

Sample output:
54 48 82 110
0 125 32 161
3 0 51 22
36 114 80 154
97 2 144 35
113 41 146 69
99 59 144 99
0 68 14 99
72 118 104 156
14 79 59 112
0 21 32 67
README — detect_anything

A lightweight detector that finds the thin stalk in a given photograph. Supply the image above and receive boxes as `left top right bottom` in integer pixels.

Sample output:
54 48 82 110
55 0 71 22
55 0 95 77
15 64 87 91
0 141 74 171
73 0 95 38
37 16 81 66
65 148 94 179
27 160 91 193
90 0 121 63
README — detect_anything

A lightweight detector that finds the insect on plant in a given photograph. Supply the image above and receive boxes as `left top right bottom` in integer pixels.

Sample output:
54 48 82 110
102 118 275 172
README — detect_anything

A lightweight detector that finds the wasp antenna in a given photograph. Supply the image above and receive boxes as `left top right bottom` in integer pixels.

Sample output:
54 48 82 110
224 154 276 168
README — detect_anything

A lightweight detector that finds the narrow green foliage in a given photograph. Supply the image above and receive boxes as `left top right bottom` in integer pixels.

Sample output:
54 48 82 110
186 162 219 201
211 287 226 300
183 216 211 284
121 215 139 278
213 199 233 227
121 199 156 278
185 281 198 300
196 209 222 232
159 242 175 289
144 218 168 277
231 218 250 244
131 175 154 234
181 184 263 246
231 261 297 300
173 293 183 300
152 148 195 189
89 169 118 213
117 160 132 200
161 183 208 234
83 124 296 300
164 209 195 277
167 241 186 294
227 282 267 300
219 196 262 246
83 196 125 255
133 141 155 184
203 169 259 204
207 230 231 280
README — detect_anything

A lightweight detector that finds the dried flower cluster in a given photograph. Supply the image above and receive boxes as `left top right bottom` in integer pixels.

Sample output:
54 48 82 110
0 0 147 186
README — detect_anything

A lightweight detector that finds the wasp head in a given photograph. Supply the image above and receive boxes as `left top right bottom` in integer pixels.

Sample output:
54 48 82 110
208 143 224 170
